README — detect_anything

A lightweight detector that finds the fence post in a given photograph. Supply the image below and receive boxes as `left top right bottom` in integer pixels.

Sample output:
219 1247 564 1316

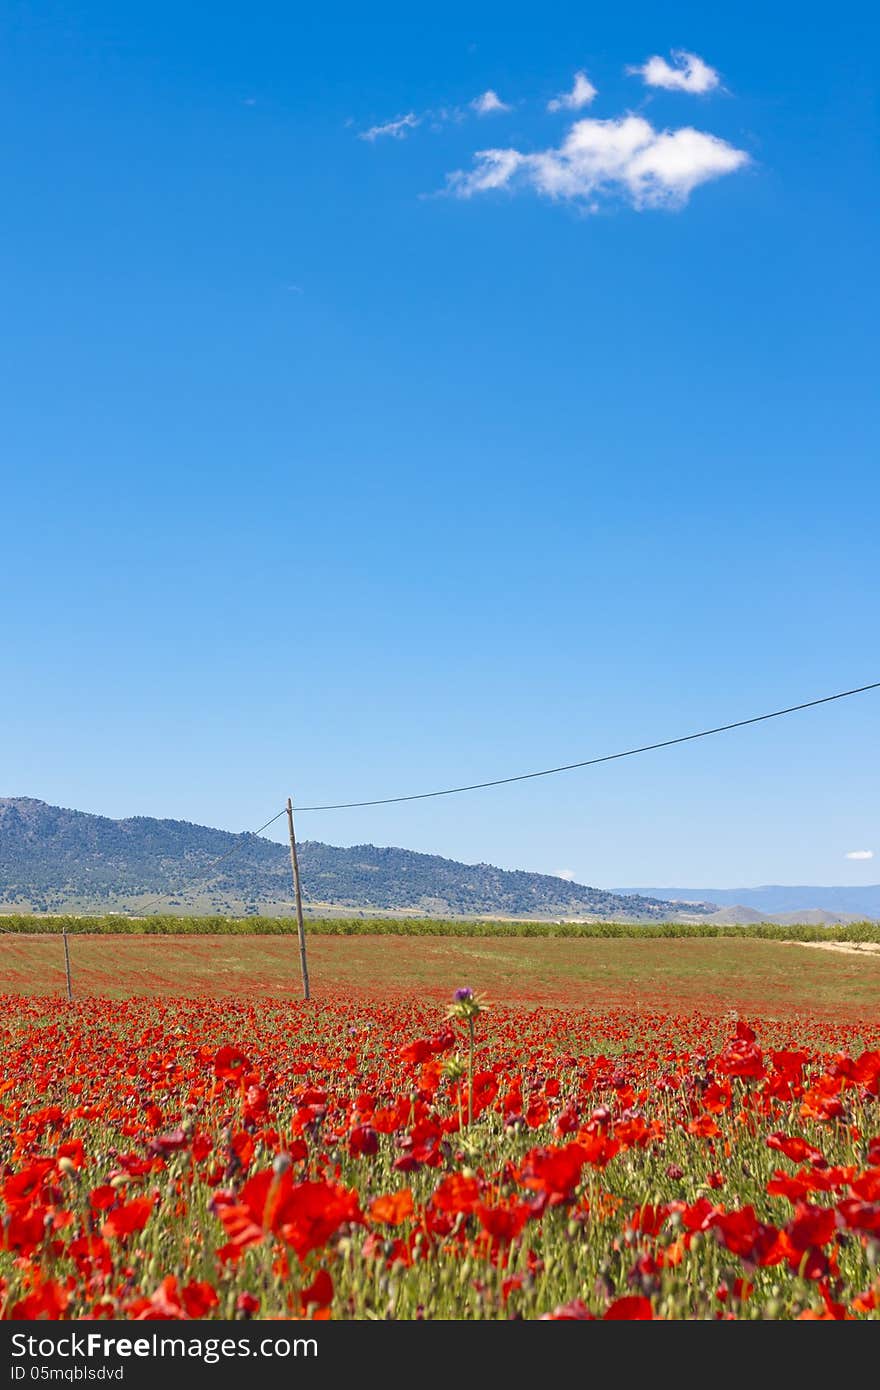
62 925 72 1001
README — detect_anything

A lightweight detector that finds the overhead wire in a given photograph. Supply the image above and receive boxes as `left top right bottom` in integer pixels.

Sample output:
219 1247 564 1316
293 680 880 812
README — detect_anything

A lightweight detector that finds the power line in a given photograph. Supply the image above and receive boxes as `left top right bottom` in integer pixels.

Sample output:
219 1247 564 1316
294 680 880 812
5 681 878 933
129 807 288 913
86 807 288 920
197 808 288 870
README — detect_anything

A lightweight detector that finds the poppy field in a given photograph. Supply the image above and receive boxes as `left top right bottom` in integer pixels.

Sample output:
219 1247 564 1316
2 981 880 1320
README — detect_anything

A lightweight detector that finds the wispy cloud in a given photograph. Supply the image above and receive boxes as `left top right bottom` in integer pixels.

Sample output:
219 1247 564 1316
471 89 511 116
555 869 576 881
446 114 748 210
358 93 508 143
359 112 420 142
845 849 874 860
628 50 720 95
548 71 597 112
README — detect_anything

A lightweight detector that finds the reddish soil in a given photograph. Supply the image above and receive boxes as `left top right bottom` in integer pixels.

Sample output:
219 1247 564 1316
2 933 880 1023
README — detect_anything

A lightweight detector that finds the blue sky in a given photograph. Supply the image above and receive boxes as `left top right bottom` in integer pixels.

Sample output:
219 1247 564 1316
2 1 878 887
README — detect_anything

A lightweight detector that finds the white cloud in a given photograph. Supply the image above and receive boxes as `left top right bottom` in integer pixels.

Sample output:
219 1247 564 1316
548 71 598 112
629 50 720 95
447 113 748 209
471 89 511 116
845 849 874 860
556 869 576 881
359 112 420 141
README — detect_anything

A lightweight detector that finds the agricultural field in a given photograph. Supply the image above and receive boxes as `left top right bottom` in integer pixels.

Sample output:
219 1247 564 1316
3 932 880 1018
2 934 880 1319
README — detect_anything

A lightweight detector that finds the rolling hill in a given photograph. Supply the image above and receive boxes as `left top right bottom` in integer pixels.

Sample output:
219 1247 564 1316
0 797 711 920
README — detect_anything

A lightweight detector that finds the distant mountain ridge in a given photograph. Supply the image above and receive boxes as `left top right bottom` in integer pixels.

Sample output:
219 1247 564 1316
0 797 709 920
617 885 880 920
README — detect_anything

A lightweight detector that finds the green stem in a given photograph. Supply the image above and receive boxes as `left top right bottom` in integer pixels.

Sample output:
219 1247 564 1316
468 1017 475 1131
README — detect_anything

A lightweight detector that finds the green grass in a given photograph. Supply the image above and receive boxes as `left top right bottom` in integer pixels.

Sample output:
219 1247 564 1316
1 912 880 941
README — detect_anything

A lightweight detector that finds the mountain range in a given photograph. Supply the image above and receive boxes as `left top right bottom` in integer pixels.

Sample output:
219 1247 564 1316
2 797 874 922
0 797 708 920
618 885 880 920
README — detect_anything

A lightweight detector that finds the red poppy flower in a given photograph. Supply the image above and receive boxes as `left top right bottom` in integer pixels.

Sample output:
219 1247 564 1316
214 1045 250 1081
301 1269 333 1311
688 1114 721 1138
475 1202 531 1243
369 1190 414 1226
701 1080 732 1114
348 1125 379 1158
835 1199 880 1234
715 1034 765 1081
628 1204 673 1237
2 1208 47 1254
681 1197 721 1233
525 1096 550 1128
784 1203 837 1253
767 1171 810 1202
56 1138 86 1169
850 1168 880 1202
102 1196 155 1240
430 1174 481 1215
767 1132 825 1166
770 1051 810 1083
220 1169 364 1261
181 1281 220 1318
604 1296 653 1320
575 1131 620 1168
8 1276 69 1320
800 1077 845 1122
711 1207 783 1266
4 1161 54 1208
408 1118 443 1166
555 1102 580 1136
67 1235 113 1279
230 1131 255 1167
466 1071 500 1118
519 1143 587 1202
88 1185 118 1212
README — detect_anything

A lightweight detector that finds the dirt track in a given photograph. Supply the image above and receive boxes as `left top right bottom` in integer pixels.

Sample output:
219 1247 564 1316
785 940 880 957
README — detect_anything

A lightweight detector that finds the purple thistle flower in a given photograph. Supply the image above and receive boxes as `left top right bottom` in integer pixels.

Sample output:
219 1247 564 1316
454 987 474 1003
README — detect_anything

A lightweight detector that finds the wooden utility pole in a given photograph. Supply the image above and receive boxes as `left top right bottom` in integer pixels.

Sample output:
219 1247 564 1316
286 797 311 1000
62 926 72 1001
